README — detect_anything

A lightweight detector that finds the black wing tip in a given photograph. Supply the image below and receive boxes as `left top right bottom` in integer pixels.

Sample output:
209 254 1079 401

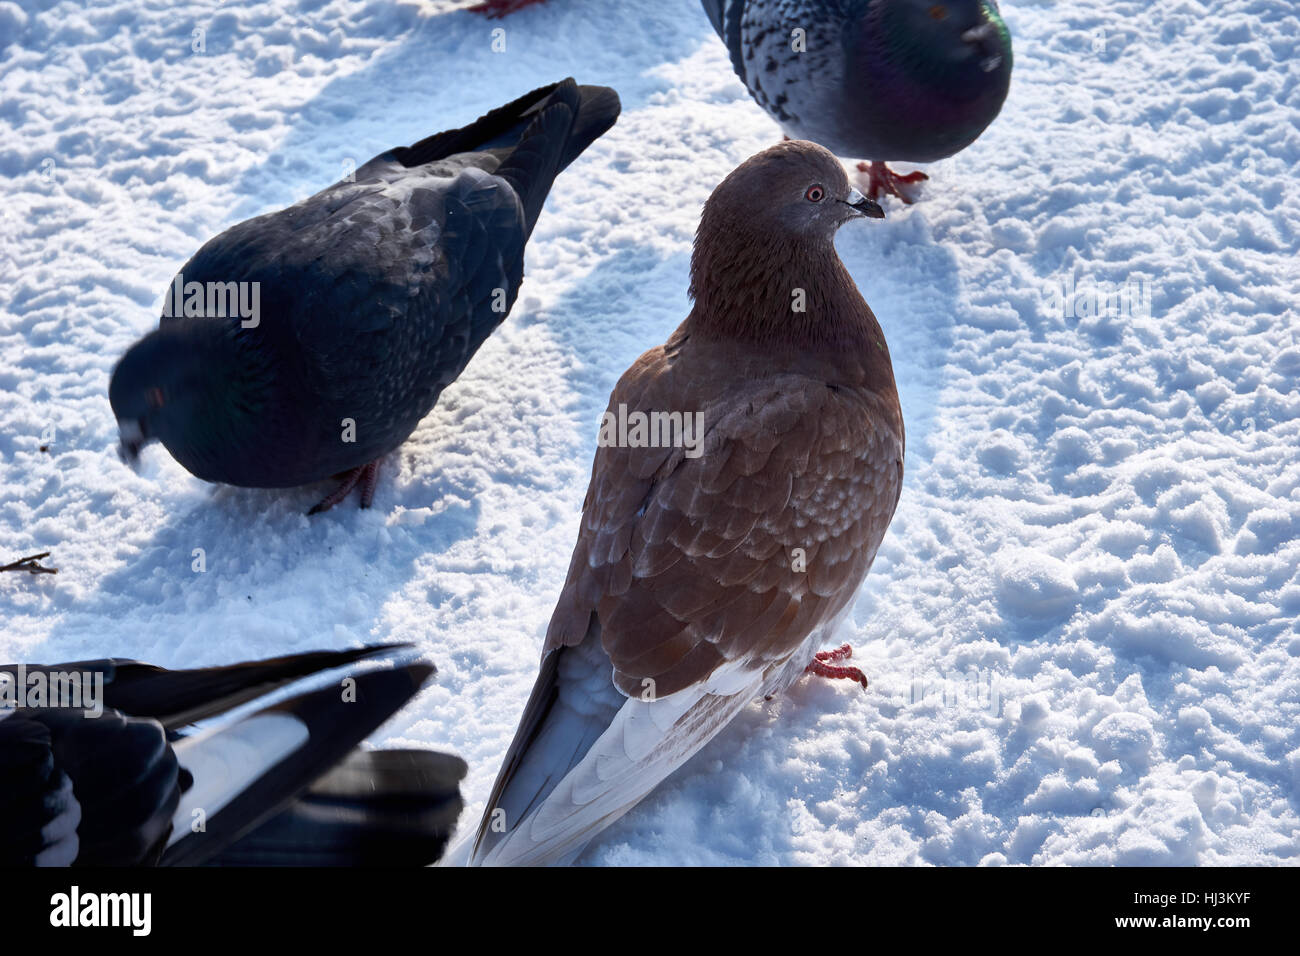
159 662 438 867
492 79 621 238
12 642 414 681
265 659 436 721
50 643 422 731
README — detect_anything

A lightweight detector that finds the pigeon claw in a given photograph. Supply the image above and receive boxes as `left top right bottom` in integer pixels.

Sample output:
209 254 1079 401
805 643 869 690
856 161 929 205
308 461 380 515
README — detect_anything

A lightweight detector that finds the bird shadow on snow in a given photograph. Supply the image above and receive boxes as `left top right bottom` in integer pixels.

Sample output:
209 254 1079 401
219 1 716 223
38 458 483 669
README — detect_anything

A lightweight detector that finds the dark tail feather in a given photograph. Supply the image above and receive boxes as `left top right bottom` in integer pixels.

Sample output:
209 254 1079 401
493 79 621 237
14 644 411 730
555 83 621 173
390 78 618 174
380 78 618 238
204 749 467 866
388 80 565 168
160 663 434 866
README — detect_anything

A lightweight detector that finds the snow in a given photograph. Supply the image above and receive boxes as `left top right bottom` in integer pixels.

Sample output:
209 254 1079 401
2 0 1298 865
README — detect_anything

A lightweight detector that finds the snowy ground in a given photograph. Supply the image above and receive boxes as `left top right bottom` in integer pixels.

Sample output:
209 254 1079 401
1 0 1297 865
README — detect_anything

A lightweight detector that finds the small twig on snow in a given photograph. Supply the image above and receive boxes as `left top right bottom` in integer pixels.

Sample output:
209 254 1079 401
0 552 58 575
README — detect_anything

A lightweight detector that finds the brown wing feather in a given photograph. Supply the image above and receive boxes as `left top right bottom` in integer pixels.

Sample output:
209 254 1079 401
546 333 904 700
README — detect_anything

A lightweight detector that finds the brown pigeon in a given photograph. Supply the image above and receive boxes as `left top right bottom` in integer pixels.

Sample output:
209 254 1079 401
469 140 903 865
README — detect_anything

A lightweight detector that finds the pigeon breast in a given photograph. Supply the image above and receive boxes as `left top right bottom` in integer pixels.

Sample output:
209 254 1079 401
553 329 904 700
707 0 1013 162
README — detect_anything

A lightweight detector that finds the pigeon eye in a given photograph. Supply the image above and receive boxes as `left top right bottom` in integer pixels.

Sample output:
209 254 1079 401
928 4 948 19
805 184 825 202
147 387 165 409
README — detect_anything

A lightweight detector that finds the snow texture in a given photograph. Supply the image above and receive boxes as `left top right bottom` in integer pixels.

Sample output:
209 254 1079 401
1 0 1297 865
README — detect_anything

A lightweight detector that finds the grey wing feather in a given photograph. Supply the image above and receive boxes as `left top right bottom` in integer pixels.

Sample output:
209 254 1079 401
177 164 525 413
703 0 750 84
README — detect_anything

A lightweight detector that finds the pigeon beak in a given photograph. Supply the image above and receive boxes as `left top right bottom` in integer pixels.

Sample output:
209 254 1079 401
843 187 885 220
117 418 146 469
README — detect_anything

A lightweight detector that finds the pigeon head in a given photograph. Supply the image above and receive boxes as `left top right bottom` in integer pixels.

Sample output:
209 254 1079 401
110 325 205 465
688 141 886 349
700 140 884 243
109 321 259 469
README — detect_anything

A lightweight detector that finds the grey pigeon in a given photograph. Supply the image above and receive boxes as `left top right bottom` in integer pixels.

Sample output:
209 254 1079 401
0 645 463 866
468 141 901 865
110 79 621 513
702 0 1012 202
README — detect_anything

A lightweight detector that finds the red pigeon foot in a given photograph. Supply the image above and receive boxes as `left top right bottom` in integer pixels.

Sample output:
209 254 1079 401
308 461 380 515
805 643 869 690
856 161 928 204
466 0 547 17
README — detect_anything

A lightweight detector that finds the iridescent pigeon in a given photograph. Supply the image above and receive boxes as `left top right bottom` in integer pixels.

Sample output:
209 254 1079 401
702 0 1012 202
468 141 903 865
110 79 620 513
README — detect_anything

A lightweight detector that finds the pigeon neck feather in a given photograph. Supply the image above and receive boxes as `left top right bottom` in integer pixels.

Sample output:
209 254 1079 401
154 320 280 475
686 220 893 387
